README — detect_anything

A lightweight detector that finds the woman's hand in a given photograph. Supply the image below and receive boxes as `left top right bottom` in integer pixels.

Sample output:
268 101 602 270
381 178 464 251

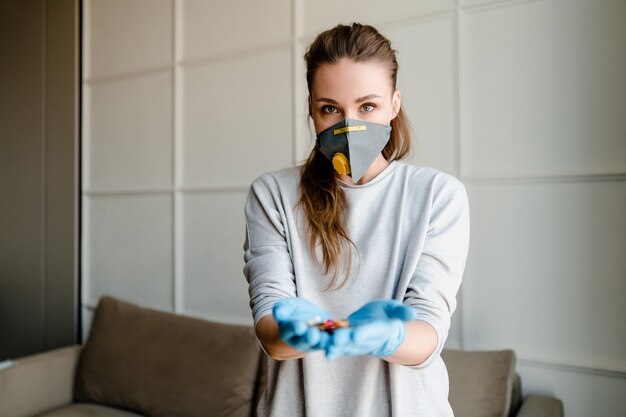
273 297 332 352
325 300 417 360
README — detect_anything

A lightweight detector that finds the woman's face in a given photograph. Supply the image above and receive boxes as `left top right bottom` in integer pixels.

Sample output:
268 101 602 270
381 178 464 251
310 57 401 134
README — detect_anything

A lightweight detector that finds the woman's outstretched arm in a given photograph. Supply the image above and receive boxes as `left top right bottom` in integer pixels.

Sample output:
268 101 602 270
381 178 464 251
384 320 438 366
255 314 309 361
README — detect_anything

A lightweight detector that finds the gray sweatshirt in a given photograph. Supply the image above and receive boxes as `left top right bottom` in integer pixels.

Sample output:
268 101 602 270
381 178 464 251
243 160 470 417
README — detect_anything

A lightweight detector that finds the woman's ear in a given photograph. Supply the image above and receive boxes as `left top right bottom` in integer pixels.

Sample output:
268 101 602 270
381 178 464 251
391 90 402 120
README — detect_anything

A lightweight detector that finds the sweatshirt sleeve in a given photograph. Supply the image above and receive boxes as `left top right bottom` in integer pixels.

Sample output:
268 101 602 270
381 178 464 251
403 173 470 369
242 175 297 328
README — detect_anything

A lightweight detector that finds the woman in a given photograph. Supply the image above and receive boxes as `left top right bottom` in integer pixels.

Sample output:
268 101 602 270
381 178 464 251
243 23 469 417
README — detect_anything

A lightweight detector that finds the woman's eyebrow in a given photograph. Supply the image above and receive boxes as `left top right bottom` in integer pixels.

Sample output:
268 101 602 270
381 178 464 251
315 94 382 104
355 94 382 103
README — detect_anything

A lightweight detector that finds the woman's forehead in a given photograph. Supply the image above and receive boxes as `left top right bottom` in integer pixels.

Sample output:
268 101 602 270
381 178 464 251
311 58 393 101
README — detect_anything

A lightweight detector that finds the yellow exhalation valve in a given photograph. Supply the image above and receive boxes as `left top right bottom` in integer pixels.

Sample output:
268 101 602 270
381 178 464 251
332 152 351 175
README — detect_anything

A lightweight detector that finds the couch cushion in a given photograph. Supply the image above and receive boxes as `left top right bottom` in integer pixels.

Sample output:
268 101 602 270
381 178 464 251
441 348 516 417
36 403 144 417
74 296 262 417
509 373 522 417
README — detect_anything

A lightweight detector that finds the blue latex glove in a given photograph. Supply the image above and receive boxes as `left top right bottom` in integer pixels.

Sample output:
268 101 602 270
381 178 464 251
325 300 417 360
346 300 418 324
273 297 332 353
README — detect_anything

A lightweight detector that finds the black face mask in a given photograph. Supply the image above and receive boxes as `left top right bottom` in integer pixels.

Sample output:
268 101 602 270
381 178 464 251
316 118 392 183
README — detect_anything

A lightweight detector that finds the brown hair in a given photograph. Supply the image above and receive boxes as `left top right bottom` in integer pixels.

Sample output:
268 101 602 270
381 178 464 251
297 23 412 291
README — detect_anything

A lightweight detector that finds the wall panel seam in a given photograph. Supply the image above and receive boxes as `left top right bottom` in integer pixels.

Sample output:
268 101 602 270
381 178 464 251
84 186 250 196
178 41 293 68
459 0 544 14
173 0 182 314
83 41 295 86
85 189 175 196
516 357 626 379
453 6 465 350
356 10 457 40
291 0 298 166
298 6 457 42
84 65 173 85
464 173 626 185
452 12 461 179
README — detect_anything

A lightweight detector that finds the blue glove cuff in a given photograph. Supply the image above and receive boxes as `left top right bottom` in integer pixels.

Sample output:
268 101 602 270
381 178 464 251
374 319 406 358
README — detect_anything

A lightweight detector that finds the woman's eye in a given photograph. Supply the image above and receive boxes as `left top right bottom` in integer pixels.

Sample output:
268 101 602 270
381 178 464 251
321 105 339 114
361 103 376 112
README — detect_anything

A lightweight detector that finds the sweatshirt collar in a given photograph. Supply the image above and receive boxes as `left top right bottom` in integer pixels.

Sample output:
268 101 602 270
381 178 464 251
337 160 399 189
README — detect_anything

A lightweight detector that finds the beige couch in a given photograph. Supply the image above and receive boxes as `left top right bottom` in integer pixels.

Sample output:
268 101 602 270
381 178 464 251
0 296 563 417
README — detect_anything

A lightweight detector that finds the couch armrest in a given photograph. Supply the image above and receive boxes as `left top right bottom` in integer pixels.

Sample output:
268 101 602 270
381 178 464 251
0 344 82 417
516 394 564 417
